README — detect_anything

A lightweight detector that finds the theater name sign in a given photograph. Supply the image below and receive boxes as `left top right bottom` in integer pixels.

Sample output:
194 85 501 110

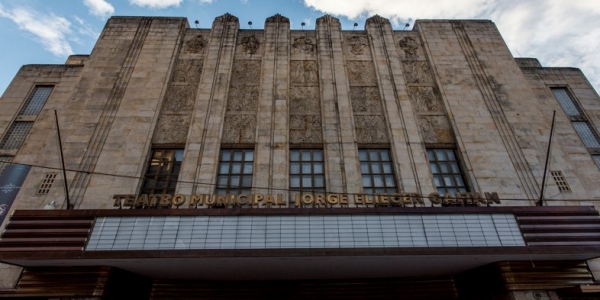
112 192 501 209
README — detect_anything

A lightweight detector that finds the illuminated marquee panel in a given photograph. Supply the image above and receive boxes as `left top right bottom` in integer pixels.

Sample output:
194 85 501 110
86 214 524 251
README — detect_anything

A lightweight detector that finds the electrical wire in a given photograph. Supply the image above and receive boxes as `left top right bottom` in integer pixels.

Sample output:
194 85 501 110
2 160 599 202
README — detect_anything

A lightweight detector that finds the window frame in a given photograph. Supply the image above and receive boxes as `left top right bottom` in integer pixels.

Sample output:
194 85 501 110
358 148 399 195
289 148 326 194
141 148 184 196
426 148 469 196
215 148 254 195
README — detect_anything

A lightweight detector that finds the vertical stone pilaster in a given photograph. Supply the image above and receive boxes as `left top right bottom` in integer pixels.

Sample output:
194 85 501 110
182 14 239 195
365 15 429 195
254 14 290 197
316 15 361 197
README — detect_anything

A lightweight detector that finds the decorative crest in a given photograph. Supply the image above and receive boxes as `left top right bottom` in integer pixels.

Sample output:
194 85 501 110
266 14 289 23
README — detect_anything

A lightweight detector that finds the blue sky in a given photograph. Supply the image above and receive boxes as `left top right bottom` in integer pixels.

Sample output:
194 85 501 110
1 0 599 95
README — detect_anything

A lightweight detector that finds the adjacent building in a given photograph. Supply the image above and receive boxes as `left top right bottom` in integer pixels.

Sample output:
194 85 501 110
0 13 599 299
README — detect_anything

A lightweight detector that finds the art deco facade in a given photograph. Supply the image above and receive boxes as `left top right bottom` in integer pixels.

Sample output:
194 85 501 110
0 13 599 299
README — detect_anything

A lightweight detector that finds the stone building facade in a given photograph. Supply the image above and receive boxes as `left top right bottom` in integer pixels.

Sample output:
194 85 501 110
0 13 599 299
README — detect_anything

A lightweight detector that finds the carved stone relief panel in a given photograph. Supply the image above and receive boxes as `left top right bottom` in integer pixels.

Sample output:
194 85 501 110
416 115 455 144
230 60 261 85
289 115 323 144
290 87 320 112
350 86 383 113
172 59 203 83
290 60 319 85
407 86 444 112
164 85 196 111
240 35 260 55
402 61 433 84
292 37 315 54
184 35 207 54
354 115 389 143
153 114 191 144
345 36 369 55
398 36 419 60
346 61 377 86
222 115 257 143
227 85 259 112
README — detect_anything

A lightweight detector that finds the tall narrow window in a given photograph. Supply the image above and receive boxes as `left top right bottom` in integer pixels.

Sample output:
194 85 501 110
216 149 253 195
427 148 468 196
21 86 53 115
551 87 600 168
0 122 34 150
359 149 398 194
141 149 183 196
290 149 325 193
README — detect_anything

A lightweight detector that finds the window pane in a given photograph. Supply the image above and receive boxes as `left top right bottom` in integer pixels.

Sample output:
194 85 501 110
290 150 300 161
359 149 397 194
244 151 254 161
359 150 368 161
314 175 325 187
0 122 33 150
290 163 300 174
382 162 393 174
217 176 228 187
141 149 184 195
360 162 370 174
313 150 323 161
551 88 581 116
302 176 312 187
230 175 240 187
427 148 468 197
21 86 53 116
243 164 253 174
290 176 300 187
241 176 252 187
233 151 243 161
231 163 242 174
313 162 323 174
573 122 600 148
594 155 600 169
302 163 311 173
221 150 230 160
219 163 229 174
301 151 311 161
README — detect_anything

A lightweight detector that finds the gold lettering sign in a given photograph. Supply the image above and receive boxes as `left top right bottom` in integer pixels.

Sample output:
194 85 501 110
112 192 500 209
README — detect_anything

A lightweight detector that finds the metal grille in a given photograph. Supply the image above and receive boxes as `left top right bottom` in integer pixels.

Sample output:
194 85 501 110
359 149 398 194
572 122 600 148
0 122 33 150
141 149 183 196
550 171 570 192
290 149 325 193
427 149 468 196
551 88 581 117
216 149 254 195
21 86 53 115
36 173 57 195
0 157 12 177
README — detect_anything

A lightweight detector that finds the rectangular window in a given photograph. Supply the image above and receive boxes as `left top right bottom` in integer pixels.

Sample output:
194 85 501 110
0 122 34 150
141 149 183 196
427 149 468 196
551 87 600 169
216 149 253 195
290 149 325 193
359 149 398 194
551 88 581 117
21 86 53 116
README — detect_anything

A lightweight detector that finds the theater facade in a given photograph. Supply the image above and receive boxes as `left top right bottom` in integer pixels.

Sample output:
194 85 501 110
0 13 600 299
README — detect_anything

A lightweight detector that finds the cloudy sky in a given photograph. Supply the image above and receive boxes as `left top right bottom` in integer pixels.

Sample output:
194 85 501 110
0 0 599 95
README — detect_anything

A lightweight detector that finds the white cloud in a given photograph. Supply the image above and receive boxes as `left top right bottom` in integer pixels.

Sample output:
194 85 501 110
302 0 600 92
199 0 215 3
128 0 183 9
0 4 73 56
83 0 114 18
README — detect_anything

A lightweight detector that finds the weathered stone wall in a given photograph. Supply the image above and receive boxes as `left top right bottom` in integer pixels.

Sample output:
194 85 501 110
1 15 600 212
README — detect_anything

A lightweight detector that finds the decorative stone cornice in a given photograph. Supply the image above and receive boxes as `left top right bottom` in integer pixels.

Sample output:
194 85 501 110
215 13 238 23
266 13 289 24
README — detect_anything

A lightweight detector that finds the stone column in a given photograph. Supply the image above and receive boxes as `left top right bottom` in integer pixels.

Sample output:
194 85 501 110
183 14 239 195
316 15 362 198
254 14 290 198
365 15 427 194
